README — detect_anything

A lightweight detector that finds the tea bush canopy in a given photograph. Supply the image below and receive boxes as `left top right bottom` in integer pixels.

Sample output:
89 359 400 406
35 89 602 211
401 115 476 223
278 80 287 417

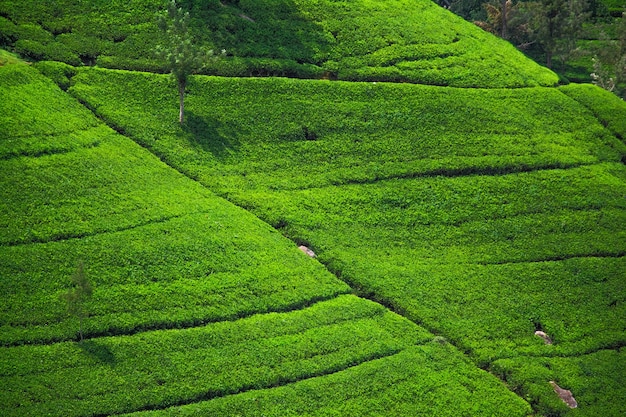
1 0 625 415
0 0 557 87
0 62 533 417
67 66 626 416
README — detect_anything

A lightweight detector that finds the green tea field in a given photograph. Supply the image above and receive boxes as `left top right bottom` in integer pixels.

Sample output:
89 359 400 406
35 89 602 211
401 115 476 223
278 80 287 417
1 0 625 416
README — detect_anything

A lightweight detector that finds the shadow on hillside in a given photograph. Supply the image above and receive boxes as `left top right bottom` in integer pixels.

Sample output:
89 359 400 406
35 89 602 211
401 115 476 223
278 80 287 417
200 0 332 66
78 340 116 367
184 111 241 159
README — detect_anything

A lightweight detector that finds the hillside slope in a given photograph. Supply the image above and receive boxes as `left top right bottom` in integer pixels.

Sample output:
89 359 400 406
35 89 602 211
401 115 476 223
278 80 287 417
68 67 626 416
0 0 557 87
0 63 534 416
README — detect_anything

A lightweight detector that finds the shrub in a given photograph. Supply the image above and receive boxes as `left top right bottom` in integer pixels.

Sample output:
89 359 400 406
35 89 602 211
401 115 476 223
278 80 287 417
34 60 76 90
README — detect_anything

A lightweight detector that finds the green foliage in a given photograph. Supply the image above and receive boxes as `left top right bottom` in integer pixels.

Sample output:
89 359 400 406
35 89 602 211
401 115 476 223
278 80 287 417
156 0 222 122
0 0 557 87
602 0 626 15
0 296 530 417
33 60 75 90
68 68 625 194
559 82 626 150
0 64 97 140
69 67 626 416
0 64 349 347
119 345 532 417
493 349 626 416
0 48 23 65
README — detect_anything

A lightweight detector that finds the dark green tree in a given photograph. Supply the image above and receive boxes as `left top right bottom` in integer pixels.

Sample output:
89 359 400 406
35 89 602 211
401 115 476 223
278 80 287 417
156 0 223 123
591 11 626 96
62 261 93 341
526 0 590 68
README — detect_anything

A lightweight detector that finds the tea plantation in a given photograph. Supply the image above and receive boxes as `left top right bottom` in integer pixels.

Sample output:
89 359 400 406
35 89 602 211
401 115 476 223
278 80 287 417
0 0 557 87
66 66 626 415
2 0 626 416
0 62 534 416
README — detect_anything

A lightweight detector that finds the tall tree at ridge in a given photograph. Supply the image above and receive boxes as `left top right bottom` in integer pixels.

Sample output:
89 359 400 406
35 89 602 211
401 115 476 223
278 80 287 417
156 0 221 123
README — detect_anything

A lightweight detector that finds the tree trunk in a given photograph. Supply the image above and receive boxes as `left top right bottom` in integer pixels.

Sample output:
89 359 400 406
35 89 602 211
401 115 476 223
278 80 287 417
501 0 508 39
178 79 186 124
546 50 552 68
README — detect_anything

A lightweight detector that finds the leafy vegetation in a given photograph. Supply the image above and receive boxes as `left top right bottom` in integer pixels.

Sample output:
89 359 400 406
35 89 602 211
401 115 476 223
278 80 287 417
0 295 531 417
493 349 626 416
119 344 531 417
0 64 348 347
445 0 626 96
0 57 536 417
68 68 626 195
61 261 93 341
2 0 626 415
68 66 626 416
0 0 557 87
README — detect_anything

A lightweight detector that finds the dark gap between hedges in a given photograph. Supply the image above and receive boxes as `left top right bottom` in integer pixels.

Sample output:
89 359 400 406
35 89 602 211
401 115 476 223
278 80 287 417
292 161 599 192
477 252 626 266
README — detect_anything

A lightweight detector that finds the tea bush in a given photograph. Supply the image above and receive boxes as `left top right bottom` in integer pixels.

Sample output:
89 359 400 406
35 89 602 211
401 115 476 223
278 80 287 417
0 0 558 87
0 64 349 347
120 345 532 417
492 349 626 416
0 296 423 416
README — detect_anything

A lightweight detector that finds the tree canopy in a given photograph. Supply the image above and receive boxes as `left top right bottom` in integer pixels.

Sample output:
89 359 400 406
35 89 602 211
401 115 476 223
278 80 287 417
156 0 222 123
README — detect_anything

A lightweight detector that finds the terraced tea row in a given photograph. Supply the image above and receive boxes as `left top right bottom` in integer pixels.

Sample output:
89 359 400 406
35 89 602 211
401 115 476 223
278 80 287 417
0 295 531 417
68 68 625 196
68 68 626 415
0 0 557 87
0 211 352 346
0 64 348 347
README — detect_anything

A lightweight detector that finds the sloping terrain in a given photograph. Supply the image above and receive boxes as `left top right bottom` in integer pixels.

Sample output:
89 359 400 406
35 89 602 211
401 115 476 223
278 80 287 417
1 0 625 416
67 67 626 416
0 63 532 416
0 0 557 87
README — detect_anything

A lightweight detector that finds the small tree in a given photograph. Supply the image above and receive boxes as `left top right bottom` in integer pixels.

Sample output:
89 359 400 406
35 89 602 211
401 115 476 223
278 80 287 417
156 0 223 123
62 261 93 341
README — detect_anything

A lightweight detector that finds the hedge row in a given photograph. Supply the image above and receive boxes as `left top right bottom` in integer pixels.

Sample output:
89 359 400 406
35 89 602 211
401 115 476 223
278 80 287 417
492 349 626 417
559 83 626 151
0 0 558 87
0 125 108 160
120 345 532 417
0 135 225 246
242 163 626 230
0 64 349 346
0 296 438 417
0 64 97 138
68 69 623 195
0 212 349 346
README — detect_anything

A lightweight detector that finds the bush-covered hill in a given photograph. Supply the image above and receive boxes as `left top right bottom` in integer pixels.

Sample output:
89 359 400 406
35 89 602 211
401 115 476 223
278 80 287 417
0 0 557 87
0 63 537 416
1 0 625 416
67 66 626 416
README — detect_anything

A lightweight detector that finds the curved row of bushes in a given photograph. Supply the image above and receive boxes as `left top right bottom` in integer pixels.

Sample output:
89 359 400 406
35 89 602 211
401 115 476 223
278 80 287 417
0 0 558 87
